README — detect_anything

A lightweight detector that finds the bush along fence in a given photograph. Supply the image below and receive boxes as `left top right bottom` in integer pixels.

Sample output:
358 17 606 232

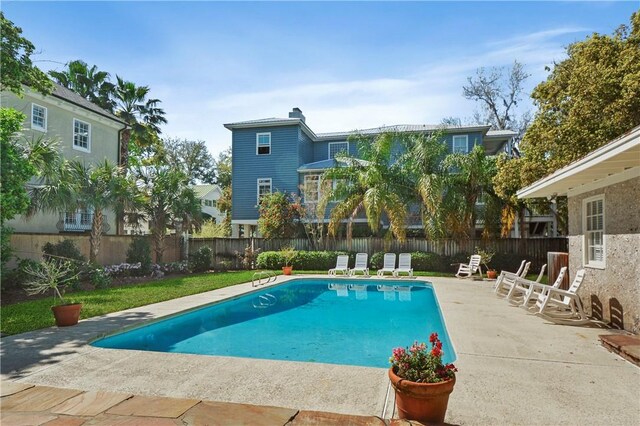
190 237 568 273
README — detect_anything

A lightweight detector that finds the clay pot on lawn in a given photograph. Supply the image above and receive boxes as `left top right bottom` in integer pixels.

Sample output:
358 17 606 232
51 303 82 327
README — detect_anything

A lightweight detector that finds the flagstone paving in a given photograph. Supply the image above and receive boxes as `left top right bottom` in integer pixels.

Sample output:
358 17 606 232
0 383 389 426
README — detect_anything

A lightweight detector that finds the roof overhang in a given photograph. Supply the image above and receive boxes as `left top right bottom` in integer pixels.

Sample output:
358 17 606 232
517 126 640 199
224 118 317 140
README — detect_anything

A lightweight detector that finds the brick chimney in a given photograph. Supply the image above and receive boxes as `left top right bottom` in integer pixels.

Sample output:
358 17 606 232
289 107 305 122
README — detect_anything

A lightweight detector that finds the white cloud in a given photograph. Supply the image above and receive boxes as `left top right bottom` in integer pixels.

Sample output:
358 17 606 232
161 26 578 156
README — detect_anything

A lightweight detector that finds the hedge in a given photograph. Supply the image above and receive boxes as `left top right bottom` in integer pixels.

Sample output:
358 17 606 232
256 251 354 270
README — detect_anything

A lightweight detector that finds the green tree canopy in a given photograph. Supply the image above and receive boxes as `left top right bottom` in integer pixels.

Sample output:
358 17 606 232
0 12 52 96
518 11 640 185
162 137 216 184
257 192 302 239
49 60 115 111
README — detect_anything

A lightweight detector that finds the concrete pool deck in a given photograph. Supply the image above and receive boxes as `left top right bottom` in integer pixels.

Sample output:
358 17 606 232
1 275 639 425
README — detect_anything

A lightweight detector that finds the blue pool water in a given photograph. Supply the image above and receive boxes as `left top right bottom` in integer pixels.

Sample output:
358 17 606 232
92 278 455 368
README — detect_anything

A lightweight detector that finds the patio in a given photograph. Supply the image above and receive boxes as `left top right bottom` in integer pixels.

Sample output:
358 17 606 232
1 275 638 424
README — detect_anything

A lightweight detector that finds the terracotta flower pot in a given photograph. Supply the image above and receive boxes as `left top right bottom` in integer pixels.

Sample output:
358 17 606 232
282 266 293 275
487 270 497 279
51 303 82 327
389 367 456 424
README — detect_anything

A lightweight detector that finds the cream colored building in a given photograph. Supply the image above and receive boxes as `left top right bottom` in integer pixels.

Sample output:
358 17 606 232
518 125 640 333
2 84 125 235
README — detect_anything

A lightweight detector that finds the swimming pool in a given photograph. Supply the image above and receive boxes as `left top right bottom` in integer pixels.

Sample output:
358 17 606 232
92 278 455 368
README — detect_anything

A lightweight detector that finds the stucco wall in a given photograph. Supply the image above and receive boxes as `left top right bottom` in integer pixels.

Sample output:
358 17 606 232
568 176 640 333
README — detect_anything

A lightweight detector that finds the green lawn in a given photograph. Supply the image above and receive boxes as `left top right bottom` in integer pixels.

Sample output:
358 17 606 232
1 270 266 336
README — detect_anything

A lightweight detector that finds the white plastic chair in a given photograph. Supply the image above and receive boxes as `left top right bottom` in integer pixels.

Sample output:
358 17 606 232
349 253 369 276
455 255 482 278
505 264 549 305
328 255 349 276
495 262 531 296
492 260 527 290
394 253 413 277
533 269 589 324
377 253 396 277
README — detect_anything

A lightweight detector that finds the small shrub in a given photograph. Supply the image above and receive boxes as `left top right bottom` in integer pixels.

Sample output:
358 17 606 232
189 246 213 272
104 262 142 278
2 258 41 289
217 259 233 272
126 237 152 276
42 239 84 290
255 250 351 270
410 252 445 272
370 252 385 269
89 267 111 289
235 245 260 270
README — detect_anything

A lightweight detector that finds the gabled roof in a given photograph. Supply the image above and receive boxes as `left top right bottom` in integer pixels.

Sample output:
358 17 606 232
49 83 124 124
517 125 640 199
315 124 493 141
192 184 221 199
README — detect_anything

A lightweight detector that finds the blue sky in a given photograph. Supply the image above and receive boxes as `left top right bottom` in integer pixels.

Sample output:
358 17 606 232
4 1 638 156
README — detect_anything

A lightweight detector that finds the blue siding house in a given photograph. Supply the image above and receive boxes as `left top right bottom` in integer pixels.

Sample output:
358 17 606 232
224 108 516 237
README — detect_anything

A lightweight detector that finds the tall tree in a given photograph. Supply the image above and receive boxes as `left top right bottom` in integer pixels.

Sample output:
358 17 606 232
49 60 115 111
0 12 52 96
322 132 409 242
257 192 302 239
519 11 640 185
214 147 232 188
463 60 531 140
162 138 216 184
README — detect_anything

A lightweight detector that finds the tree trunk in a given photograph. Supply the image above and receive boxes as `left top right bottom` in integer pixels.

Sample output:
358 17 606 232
153 228 166 264
90 210 103 264
119 128 130 168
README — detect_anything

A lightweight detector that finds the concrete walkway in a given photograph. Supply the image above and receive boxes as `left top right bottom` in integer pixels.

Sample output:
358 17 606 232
1 275 639 425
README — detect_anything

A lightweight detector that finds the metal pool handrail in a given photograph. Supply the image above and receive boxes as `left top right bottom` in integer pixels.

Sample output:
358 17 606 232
252 270 277 287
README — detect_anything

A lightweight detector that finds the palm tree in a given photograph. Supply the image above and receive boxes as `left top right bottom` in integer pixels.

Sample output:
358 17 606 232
113 76 167 167
322 132 410 242
136 165 201 263
49 60 115 111
31 160 141 263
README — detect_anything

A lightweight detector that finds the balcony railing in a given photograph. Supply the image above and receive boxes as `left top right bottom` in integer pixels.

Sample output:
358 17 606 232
56 212 110 233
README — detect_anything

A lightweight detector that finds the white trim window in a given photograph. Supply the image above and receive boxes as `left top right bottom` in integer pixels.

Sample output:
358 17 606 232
73 118 91 152
257 178 272 203
256 133 271 155
31 103 47 131
304 174 321 203
328 141 349 159
583 195 605 268
452 135 469 153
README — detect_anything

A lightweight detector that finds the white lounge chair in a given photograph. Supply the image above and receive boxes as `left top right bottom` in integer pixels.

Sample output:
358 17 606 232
328 255 349 276
394 253 413 277
533 269 589 325
505 264 550 305
492 260 527 290
455 254 482 279
495 261 531 296
377 253 396 277
328 283 349 297
349 253 369 276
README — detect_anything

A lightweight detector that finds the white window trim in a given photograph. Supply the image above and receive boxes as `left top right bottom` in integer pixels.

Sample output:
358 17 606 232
72 118 91 153
256 132 271 155
257 178 272 203
31 103 47 132
452 135 469 154
582 194 606 269
328 141 349 159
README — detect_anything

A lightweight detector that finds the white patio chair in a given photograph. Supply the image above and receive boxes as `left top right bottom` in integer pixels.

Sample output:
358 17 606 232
505 264 550 305
349 253 369 276
377 253 397 277
495 261 531 296
394 253 413 277
492 260 527 290
455 254 482 279
328 255 349 276
532 269 589 325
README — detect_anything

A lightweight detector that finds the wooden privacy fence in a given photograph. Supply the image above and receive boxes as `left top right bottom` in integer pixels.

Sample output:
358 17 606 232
190 237 568 268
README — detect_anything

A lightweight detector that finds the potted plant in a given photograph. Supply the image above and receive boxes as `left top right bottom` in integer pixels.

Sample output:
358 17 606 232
24 259 83 327
475 248 496 279
280 246 297 275
389 333 457 424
